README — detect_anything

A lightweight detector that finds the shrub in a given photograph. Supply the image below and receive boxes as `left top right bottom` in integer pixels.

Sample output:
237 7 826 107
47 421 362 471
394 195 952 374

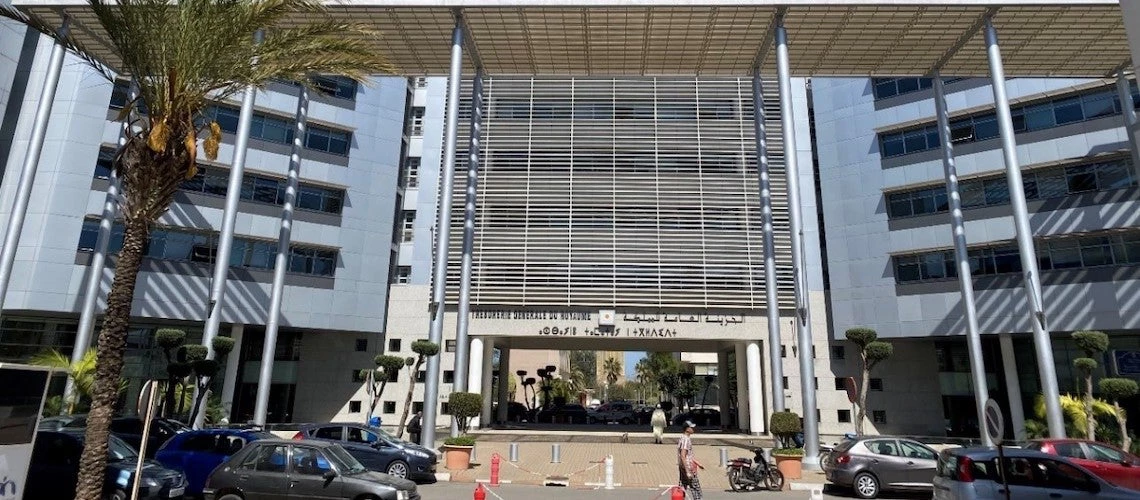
770 410 802 449
449 392 483 434
212 336 235 357
444 435 476 447
155 329 186 350
181 344 208 363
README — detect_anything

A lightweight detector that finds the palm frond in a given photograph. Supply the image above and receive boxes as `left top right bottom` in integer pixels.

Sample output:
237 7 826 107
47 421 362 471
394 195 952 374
0 6 115 81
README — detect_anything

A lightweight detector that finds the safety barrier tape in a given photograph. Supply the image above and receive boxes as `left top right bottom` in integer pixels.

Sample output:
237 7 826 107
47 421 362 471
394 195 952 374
492 452 606 479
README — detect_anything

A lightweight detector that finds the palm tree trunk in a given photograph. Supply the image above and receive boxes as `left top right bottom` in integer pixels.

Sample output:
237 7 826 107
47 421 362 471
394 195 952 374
76 218 149 500
396 356 424 438
1115 401 1130 451
1086 374 1096 440
857 364 870 436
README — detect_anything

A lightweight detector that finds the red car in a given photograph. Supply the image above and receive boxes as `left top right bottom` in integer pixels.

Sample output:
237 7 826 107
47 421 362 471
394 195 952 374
1026 439 1140 491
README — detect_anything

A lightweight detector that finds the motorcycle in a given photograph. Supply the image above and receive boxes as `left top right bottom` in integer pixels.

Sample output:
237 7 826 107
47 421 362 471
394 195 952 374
727 448 784 491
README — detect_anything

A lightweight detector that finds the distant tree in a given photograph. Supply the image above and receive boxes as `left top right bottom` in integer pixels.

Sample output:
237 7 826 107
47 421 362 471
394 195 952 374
446 392 482 439
364 354 405 425
569 351 597 387
846 327 893 435
29 349 114 415
1072 330 1110 441
396 340 439 439
187 336 235 427
154 328 189 417
603 356 622 400
1100 378 1139 450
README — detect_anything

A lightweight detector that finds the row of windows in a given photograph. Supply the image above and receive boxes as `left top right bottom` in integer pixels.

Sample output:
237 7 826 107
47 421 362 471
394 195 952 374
871 77 965 100
109 81 353 156
880 83 1140 158
77 220 338 277
893 232 1140 283
490 99 745 121
95 149 346 215
886 158 1136 219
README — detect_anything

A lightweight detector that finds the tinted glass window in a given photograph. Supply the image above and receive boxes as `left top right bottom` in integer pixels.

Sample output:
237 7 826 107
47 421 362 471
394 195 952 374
899 441 936 460
867 440 899 457
246 444 287 472
1088 443 1125 463
346 427 378 444
179 434 218 452
314 426 343 440
110 419 143 434
32 434 81 465
291 446 333 476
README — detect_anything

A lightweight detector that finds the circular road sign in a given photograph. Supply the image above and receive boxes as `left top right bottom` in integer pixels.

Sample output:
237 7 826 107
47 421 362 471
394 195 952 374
984 398 1004 444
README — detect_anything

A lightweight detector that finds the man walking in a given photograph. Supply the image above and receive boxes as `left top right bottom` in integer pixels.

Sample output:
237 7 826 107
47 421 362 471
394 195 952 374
651 404 668 444
407 411 422 443
677 420 704 499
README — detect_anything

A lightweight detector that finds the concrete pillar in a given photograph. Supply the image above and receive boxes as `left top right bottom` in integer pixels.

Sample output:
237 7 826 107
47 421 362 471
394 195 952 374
468 337 484 403
746 342 764 436
496 347 511 423
220 324 245 422
479 339 495 428
1000 333 1028 442
717 350 731 428
735 343 749 432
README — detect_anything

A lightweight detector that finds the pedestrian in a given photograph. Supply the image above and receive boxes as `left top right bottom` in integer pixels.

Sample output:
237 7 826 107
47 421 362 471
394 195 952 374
677 420 704 499
408 411 422 443
651 404 667 444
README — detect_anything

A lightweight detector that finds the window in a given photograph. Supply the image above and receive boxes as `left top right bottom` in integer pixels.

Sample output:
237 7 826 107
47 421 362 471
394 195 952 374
899 441 937 460
834 378 847 391
314 426 343 440
830 345 846 360
402 211 416 243
178 434 220 452
872 410 887 424
1053 442 1089 460
441 402 451 415
348 401 362 413
383 401 397 414
351 370 366 383
305 125 351 156
1087 443 1126 464
869 378 883 391
837 410 851 423
813 377 819 390
416 371 426 383
412 402 424 414
404 157 421 188
388 339 401 352
867 440 899 456
311 75 357 100
176 165 345 214
872 78 935 100
245 444 287 472
414 77 427 88
94 148 114 180
444 370 455 384
780 345 786 358
411 107 425 135
291 446 333 476
445 340 456 352
387 370 398 383
346 427 378 444
782 376 788 390
355 338 368 352
395 266 411 284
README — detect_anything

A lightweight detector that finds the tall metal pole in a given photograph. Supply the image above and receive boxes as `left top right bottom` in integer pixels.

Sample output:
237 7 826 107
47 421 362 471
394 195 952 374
1115 72 1140 178
0 19 70 317
984 17 1064 438
253 85 309 425
933 74 993 447
67 80 136 406
752 74 785 413
452 69 484 399
775 20 819 466
196 29 264 429
422 18 465 448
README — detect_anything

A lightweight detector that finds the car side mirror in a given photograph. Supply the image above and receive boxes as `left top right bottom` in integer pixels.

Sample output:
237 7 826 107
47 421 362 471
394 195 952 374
323 470 337 482
1121 460 1133 467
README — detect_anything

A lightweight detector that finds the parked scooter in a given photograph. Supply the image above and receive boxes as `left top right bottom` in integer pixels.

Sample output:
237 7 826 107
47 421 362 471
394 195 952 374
727 448 784 491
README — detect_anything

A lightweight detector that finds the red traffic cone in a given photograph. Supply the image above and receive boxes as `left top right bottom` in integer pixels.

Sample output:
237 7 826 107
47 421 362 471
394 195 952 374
474 483 487 500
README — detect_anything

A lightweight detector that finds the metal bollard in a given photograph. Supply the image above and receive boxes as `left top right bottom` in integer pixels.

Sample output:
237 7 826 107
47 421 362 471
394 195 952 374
508 442 519 462
470 444 477 463
719 447 729 467
604 455 614 490
551 443 561 463
810 487 824 500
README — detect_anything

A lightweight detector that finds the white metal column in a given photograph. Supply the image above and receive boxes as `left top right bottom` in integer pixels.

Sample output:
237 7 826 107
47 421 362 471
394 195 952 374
775 18 819 465
467 337 484 427
745 341 764 436
453 68 484 416
479 339 495 428
0 19 69 317
735 343 750 432
220 324 244 421
422 18 465 448
984 17 1064 438
999 333 1027 442
933 74 993 447
254 85 309 425
752 73 785 413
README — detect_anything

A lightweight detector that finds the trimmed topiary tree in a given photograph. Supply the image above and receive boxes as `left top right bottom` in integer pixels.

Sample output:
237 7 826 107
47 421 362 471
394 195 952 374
448 392 484 438
397 340 440 439
1072 330 1110 441
846 327 893 435
154 328 188 418
364 354 405 425
770 410 803 455
187 336 235 426
1100 378 1139 450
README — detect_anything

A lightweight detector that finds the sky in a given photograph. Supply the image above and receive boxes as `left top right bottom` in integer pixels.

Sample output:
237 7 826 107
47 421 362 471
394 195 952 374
625 351 644 379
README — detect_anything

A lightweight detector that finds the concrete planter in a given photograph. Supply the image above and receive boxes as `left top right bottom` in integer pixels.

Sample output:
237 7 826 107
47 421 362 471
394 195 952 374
443 445 474 470
774 454 803 482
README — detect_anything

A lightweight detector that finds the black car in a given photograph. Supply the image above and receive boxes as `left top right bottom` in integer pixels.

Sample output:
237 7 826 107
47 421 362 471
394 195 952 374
293 423 437 481
203 439 419 500
490 401 530 422
535 404 589 424
672 408 721 427
26 430 188 500
63 415 190 457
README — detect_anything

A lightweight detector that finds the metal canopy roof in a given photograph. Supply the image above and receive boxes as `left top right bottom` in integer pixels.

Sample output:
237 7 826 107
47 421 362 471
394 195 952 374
10 1 1131 77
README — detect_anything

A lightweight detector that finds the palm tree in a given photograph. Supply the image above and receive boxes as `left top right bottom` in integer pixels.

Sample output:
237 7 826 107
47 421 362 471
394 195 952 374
602 356 622 401
1 2 392 498
30 349 98 415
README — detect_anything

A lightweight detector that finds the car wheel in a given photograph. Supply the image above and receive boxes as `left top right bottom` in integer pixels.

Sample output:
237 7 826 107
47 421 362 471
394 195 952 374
106 489 128 500
587 417 596 424
218 494 244 500
620 417 632 425
387 459 410 478
853 472 879 499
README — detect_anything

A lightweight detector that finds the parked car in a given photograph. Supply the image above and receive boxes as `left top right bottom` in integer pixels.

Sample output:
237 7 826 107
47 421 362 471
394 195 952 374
63 415 190 457
587 401 636 424
537 404 590 424
823 436 938 498
293 422 437 481
203 439 419 500
37 413 86 431
26 430 188 500
490 401 530 422
671 408 721 427
1025 439 1140 491
934 446 1140 499
155 428 277 496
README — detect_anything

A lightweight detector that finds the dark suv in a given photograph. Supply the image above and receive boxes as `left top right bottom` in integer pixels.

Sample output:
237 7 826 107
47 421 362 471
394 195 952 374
293 423 437 481
63 415 189 457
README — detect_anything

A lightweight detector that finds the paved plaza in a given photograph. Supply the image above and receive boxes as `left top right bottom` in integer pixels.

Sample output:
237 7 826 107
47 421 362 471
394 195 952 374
417 482 930 500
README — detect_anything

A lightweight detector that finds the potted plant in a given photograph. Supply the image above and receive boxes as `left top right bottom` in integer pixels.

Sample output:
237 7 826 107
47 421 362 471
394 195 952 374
442 392 482 470
770 410 804 482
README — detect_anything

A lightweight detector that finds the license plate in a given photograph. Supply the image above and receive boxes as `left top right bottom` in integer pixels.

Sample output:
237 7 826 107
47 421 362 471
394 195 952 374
168 487 185 498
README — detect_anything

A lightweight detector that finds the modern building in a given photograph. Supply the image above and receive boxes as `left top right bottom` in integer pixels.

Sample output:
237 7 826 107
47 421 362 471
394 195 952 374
0 19 408 424
813 75 1140 439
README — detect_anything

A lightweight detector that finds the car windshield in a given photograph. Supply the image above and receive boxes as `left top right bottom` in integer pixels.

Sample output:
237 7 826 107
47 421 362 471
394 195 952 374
107 436 139 462
325 444 368 475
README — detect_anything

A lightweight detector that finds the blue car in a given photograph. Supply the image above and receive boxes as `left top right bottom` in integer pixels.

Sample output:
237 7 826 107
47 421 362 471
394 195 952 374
154 428 276 496
294 423 438 481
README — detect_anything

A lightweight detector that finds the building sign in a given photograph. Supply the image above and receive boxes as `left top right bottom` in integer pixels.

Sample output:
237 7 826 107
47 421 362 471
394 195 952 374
468 309 752 340
472 310 592 320
1113 350 1140 376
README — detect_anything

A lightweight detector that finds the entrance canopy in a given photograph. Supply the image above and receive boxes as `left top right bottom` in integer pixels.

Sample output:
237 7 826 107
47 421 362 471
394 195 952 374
11 0 1130 77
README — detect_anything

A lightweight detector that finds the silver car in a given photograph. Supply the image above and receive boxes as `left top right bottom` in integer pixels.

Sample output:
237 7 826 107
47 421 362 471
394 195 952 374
933 447 1140 499
822 436 938 498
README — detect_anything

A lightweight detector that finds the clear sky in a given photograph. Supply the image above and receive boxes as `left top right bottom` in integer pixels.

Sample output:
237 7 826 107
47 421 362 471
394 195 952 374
625 351 644 379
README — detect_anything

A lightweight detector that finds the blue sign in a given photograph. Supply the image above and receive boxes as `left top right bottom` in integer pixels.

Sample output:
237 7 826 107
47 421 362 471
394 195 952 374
1112 350 1140 376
